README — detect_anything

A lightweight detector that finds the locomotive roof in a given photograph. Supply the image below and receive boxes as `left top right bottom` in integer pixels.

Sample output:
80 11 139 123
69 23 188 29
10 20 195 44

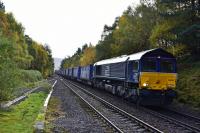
94 48 174 65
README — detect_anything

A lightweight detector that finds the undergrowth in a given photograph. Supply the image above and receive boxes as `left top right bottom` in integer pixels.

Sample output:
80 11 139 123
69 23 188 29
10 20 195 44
0 92 47 133
176 57 200 108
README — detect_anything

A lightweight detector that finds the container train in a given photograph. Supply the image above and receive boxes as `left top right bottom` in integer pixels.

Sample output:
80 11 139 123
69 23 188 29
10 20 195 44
57 48 177 106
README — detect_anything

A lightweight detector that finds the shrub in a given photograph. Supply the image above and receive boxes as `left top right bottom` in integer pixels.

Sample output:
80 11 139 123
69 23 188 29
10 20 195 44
19 70 42 83
0 60 20 101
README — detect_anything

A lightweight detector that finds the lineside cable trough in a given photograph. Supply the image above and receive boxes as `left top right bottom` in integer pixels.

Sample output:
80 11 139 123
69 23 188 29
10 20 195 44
34 80 57 133
0 86 42 109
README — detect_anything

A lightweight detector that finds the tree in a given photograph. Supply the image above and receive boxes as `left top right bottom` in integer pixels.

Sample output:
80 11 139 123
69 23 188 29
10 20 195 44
44 44 54 75
80 45 96 66
0 36 20 101
150 0 200 56
0 1 5 12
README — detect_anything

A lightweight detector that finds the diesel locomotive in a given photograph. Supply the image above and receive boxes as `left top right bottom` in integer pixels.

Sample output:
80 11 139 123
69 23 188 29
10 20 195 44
58 48 177 106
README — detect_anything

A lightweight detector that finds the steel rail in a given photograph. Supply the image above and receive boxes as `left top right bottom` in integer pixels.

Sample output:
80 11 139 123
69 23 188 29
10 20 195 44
141 107 200 133
164 108 200 122
65 79 163 133
61 79 123 133
62 77 200 132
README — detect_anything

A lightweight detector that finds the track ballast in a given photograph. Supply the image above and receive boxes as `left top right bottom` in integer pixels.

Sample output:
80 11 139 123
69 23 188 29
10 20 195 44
61 78 163 133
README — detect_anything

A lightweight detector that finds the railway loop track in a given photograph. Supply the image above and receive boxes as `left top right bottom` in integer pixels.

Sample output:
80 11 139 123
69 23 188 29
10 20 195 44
61 78 163 133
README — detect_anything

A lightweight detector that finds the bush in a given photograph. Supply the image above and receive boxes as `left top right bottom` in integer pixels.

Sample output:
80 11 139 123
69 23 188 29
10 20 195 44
0 60 20 101
176 60 200 108
19 70 42 83
0 67 43 102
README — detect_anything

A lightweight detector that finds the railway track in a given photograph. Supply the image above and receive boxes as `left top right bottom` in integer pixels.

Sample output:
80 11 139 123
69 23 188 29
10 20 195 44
64 78 200 133
61 78 163 133
141 107 200 133
164 108 200 124
153 107 200 130
60 79 122 132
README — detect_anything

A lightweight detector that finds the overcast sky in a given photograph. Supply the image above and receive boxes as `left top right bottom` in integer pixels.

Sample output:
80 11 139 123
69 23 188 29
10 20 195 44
3 0 140 58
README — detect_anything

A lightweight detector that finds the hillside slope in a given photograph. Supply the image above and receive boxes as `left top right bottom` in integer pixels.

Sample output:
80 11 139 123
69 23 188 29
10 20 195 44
176 58 200 108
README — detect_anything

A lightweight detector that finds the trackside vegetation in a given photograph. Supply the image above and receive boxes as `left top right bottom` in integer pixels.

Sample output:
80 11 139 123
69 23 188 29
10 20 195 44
177 58 200 108
60 0 200 108
0 92 48 133
45 97 62 132
0 1 54 102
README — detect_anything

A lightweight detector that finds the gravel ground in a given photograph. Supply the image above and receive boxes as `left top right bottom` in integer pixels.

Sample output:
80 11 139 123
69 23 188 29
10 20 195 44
168 101 200 117
67 79 200 133
66 81 155 133
46 79 106 133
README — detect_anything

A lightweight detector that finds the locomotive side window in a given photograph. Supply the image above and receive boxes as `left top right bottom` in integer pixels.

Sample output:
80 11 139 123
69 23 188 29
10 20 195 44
96 65 102 75
160 60 174 73
142 59 156 72
133 61 138 72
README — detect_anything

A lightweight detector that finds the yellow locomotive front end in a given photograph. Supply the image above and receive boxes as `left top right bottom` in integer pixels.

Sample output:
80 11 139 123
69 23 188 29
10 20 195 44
140 72 177 90
138 57 177 105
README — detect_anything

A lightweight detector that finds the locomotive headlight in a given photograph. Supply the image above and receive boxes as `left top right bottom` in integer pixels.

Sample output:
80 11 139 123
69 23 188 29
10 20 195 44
143 83 148 87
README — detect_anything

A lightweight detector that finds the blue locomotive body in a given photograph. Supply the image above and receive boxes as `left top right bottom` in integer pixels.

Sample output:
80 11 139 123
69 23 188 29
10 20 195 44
58 48 177 106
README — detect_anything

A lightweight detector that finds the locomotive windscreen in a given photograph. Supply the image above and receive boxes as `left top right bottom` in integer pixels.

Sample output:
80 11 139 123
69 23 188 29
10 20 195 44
160 59 175 73
142 59 157 72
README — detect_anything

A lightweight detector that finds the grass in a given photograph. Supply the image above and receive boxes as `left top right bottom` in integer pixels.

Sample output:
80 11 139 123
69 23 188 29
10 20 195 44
0 92 48 133
45 97 64 132
0 69 44 102
176 58 200 108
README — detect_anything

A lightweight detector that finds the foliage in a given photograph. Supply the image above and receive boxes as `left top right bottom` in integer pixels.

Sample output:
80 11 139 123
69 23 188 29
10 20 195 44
19 70 42 83
61 4 158 67
61 43 96 68
0 36 21 101
0 92 47 133
176 58 200 108
150 0 200 55
0 2 54 101
0 12 32 69
61 44 87 68
27 41 54 78
80 45 96 66
60 0 200 108
0 6 54 76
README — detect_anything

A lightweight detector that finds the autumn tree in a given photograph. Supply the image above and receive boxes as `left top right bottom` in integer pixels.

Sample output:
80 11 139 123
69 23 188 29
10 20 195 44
80 45 96 66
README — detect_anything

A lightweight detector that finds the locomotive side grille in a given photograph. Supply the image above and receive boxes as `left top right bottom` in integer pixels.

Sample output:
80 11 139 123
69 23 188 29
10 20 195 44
110 62 126 78
100 62 126 78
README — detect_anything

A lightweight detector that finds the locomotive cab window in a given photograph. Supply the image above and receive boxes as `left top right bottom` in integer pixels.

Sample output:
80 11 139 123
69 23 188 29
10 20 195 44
160 60 174 73
133 61 139 72
142 59 157 72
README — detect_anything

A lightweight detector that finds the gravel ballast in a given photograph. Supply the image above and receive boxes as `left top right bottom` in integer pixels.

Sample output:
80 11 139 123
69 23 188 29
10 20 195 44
46 79 105 132
67 79 200 133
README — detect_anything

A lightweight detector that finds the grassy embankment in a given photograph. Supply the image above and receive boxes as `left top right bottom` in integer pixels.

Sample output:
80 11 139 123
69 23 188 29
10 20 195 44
0 69 44 102
45 97 63 132
176 57 200 108
0 82 51 133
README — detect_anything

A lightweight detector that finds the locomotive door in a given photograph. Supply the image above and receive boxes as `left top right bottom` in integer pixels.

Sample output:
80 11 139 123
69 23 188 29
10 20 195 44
132 61 139 83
